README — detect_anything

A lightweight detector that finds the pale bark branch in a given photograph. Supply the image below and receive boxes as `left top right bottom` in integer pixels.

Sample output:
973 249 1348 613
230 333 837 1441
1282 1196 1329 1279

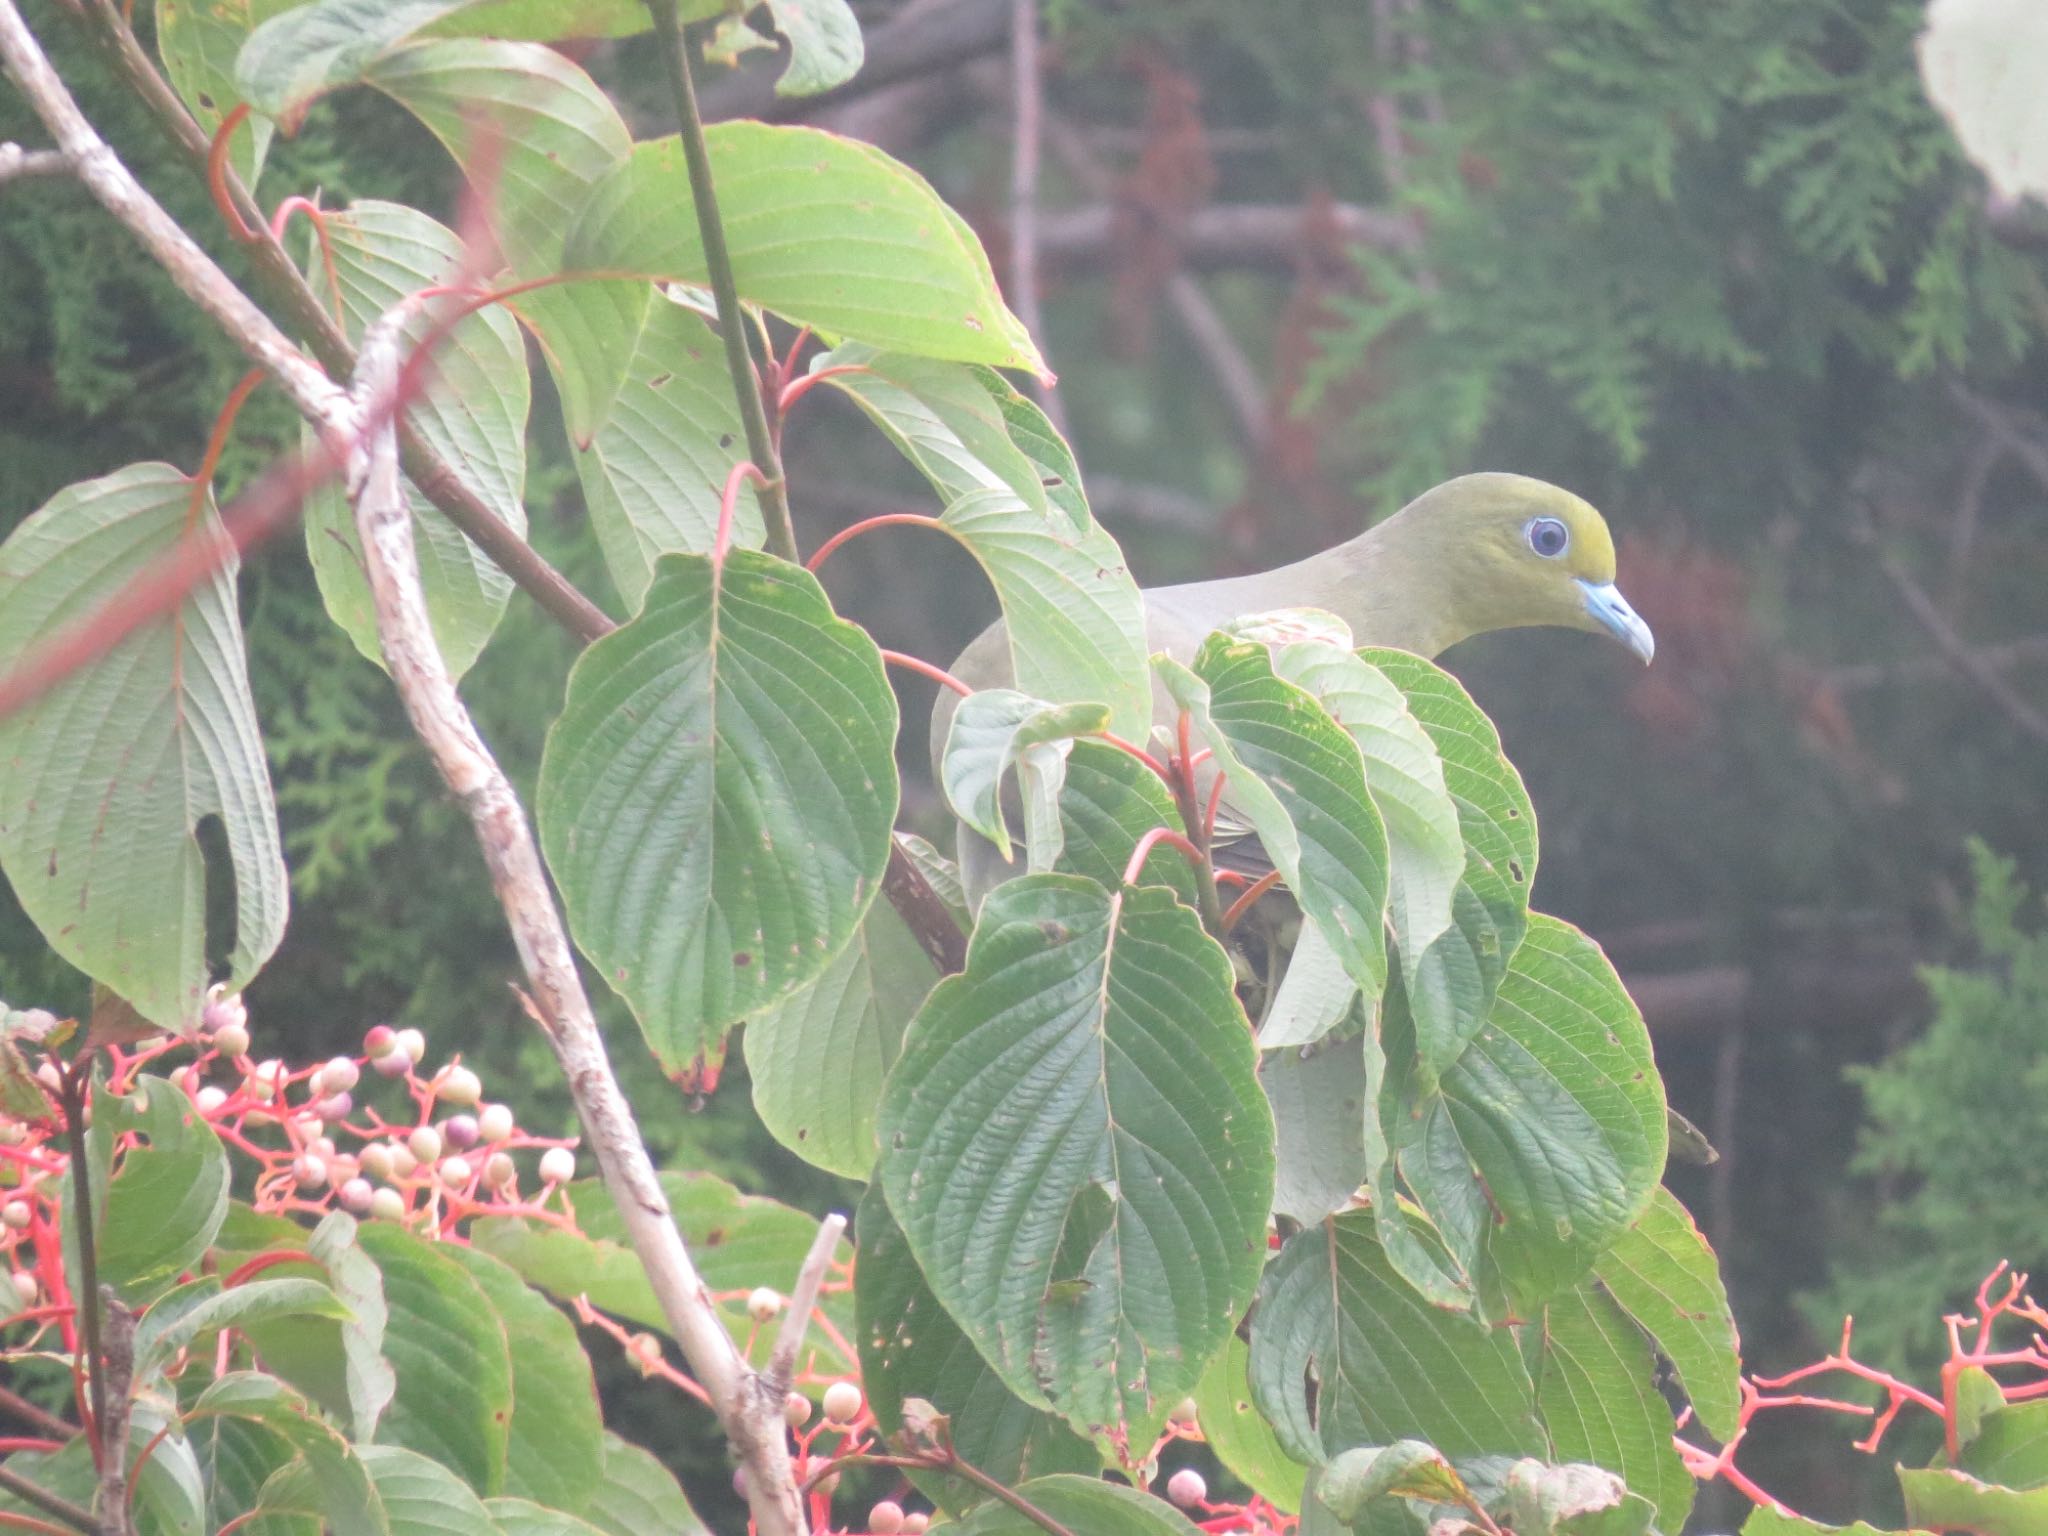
346 307 805 1536
0 140 66 182
768 1212 849 1395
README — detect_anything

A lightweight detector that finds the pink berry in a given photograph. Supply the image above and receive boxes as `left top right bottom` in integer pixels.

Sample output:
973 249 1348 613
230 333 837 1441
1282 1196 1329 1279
442 1114 480 1150
315 1092 353 1122
746 1286 782 1323
1 1200 29 1231
364 1024 398 1058
437 1065 482 1106
901 1514 929 1534
387 1143 418 1179
359 1143 395 1181
203 989 247 1037
213 1022 251 1059
731 1467 749 1499
478 1103 515 1142
369 1187 406 1221
394 1028 427 1065
292 1154 329 1190
821 1381 863 1425
372 1048 413 1079
483 1152 517 1188
407 1126 443 1165
195 1086 227 1115
340 1178 375 1214
11 1270 38 1304
439 1155 474 1186
1166 1469 1207 1509
318 1057 360 1095
539 1147 576 1184
869 1500 906 1533
783 1392 811 1428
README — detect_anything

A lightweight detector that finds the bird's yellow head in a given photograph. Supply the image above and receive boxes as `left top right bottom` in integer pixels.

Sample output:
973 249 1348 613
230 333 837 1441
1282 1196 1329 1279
1388 472 1655 662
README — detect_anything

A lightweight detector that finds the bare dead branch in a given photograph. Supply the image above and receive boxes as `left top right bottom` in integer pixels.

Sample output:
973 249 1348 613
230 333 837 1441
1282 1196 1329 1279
1036 199 1415 273
346 304 806 1536
767 1212 850 1395
1827 632 2048 693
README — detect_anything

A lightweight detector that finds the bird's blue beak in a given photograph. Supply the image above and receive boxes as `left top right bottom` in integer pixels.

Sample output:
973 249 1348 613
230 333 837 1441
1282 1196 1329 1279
1577 579 1655 664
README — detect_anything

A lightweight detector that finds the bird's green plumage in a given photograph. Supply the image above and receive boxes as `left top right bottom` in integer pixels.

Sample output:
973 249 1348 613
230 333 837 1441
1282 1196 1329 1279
932 471 1652 896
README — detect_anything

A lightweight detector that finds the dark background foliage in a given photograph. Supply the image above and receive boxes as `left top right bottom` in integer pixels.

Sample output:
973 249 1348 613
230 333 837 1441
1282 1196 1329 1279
6 0 2047 1526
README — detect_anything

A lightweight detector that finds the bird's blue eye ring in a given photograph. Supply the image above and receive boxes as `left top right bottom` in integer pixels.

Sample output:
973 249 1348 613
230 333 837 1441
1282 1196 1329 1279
1525 516 1570 559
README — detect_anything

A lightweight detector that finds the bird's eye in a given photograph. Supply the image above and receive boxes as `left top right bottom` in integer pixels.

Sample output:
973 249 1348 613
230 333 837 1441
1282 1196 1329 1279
1525 517 1570 559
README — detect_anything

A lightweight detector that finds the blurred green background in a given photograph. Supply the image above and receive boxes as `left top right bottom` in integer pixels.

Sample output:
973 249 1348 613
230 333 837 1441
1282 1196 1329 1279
5 0 2048 1527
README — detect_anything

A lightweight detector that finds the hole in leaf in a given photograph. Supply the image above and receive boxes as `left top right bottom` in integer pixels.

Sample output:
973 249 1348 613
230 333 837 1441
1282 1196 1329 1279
195 813 237 977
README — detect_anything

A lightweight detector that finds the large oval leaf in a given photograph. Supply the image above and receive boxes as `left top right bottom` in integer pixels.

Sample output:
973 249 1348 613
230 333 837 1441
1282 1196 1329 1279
568 127 1045 375
0 465 285 1028
1193 1334 1311 1515
877 874 1274 1451
537 548 898 1079
301 200 528 678
1593 1187 1740 1443
1052 741 1199 907
746 897 937 1179
1248 1212 1544 1465
580 1434 710 1536
1392 916 1666 1315
1158 635 1390 996
854 1185 1100 1514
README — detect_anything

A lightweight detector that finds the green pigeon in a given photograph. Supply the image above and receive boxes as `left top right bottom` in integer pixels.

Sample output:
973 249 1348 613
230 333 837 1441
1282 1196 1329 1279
932 471 1654 900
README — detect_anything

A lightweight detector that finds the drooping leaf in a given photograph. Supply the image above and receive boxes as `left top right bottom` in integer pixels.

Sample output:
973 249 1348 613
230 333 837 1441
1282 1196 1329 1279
1528 1285 1692 1534
1263 923 1363 1052
0 464 287 1029
935 1476 1204 1535
761 0 864 95
157 0 294 187
855 1185 1099 1514
942 690 1110 868
813 348 1069 525
747 897 938 1179
1593 1187 1740 1442
580 1434 711 1536
1269 644 1468 1076
572 292 760 612
473 1172 857 1377
942 490 1152 743
1158 635 1390 996
1263 1035 1369 1224
134 1276 349 1383
568 128 1045 376
1317 1442 1476 1523
300 200 528 678
1052 741 1198 907
185 1373 388 1536
1392 915 1665 1315
1248 1212 1544 1465
235 0 471 122
1193 1334 1310 1515
1501 1460 1656 1536
443 1243 606 1514
354 1222 514 1496
537 549 898 1079
877 875 1274 1451
309 1211 397 1443
364 38 647 443
63 1075 230 1300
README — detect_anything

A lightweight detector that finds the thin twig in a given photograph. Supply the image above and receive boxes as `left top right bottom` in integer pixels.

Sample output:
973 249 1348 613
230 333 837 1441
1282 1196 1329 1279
767 1213 848 1394
55 1070 104 1488
1856 508 2048 743
345 304 807 1536
0 1386 74 1443
0 141 66 182
0 1469 93 1536
1006 0 1063 435
1827 632 2048 693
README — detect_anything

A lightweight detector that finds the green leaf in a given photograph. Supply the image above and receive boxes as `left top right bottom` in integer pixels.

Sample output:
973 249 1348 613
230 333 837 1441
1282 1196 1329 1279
0 464 287 1029
1593 1187 1740 1442
941 490 1152 743
1956 1366 2008 1452
310 1211 397 1442
0 1402 206 1536
1501 1460 1656 1536
1193 1334 1310 1515
473 1172 857 1377
1741 1510 1929 1536
1263 923 1362 1052
1263 1035 1369 1224
538 548 898 1079
363 39 645 443
1317 1442 1474 1522
1052 742 1198 907
1268 644 1468 1077
1394 916 1665 1314
814 348 1065 525
66 1075 230 1299
942 690 1110 867
235 0 470 122
572 292 760 612
354 1222 514 1496
359 1446 498 1536
898 831 971 924
185 1373 388 1536
1159 635 1390 996
1962 1398 2048 1490
568 127 1046 376
156 0 294 187
932 1475 1204 1535
761 0 864 95
485 1499 612 1536
301 200 529 679
1361 648 1536 1035
1248 1212 1544 1464
426 0 725 39
443 1243 605 1514
135 1276 349 1383
1528 1286 1691 1534
746 897 938 1178
877 875 1274 1450
581 1434 710 1536
855 1185 1099 1513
